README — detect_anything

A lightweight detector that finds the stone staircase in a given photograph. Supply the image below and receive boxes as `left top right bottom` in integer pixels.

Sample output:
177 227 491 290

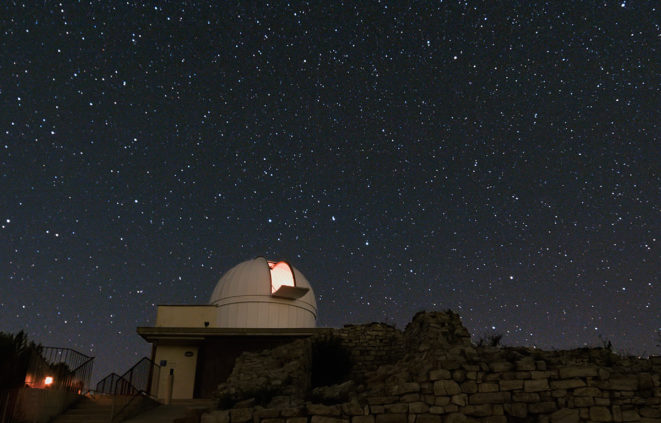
51 396 216 423
51 395 113 423
121 399 216 423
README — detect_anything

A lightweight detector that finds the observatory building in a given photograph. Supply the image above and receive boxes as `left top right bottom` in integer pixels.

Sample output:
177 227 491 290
137 257 318 399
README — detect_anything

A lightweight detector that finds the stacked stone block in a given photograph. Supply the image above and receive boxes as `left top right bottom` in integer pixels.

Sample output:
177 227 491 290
336 323 405 381
206 312 661 423
215 338 311 407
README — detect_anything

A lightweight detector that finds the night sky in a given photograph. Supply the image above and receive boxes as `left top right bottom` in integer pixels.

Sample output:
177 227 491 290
1 2 659 384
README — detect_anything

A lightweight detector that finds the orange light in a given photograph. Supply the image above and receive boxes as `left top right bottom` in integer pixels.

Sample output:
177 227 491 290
268 261 295 293
44 376 54 386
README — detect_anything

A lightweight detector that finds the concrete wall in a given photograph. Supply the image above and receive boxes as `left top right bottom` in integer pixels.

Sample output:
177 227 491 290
12 388 81 423
153 344 199 400
155 305 218 328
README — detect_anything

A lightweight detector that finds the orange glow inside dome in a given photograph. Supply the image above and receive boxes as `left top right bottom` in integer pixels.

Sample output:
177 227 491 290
268 261 295 294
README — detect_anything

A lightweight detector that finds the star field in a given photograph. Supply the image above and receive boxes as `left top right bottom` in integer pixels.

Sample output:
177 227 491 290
1 2 659 383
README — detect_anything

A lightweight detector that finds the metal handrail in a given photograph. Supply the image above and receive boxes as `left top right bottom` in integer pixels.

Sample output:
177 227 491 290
96 372 123 394
40 347 93 370
67 356 95 393
109 357 160 422
115 357 160 395
26 346 94 392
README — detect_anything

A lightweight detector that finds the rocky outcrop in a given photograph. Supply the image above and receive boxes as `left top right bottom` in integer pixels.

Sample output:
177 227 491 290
404 310 472 352
205 311 661 423
215 338 311 408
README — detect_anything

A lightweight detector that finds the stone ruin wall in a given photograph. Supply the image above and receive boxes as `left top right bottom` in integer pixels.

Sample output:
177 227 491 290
204 311 661 423
335 322 406 381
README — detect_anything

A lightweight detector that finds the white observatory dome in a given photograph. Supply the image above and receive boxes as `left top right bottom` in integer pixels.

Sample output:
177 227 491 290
209 257 317 328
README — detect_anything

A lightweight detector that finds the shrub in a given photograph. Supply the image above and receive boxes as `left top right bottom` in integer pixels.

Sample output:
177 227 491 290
476 333 503 348
0 331 41 389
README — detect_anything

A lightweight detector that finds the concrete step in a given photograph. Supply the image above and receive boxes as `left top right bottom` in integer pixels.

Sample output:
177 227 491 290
171 398 216 407
61 409 112 416
66 406 113 410
53 417 110 423
122 399 215 423
52 398 113 423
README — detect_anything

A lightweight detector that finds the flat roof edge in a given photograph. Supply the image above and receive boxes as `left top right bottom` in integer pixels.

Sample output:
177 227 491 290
136 326 325 341
155 304 218 307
